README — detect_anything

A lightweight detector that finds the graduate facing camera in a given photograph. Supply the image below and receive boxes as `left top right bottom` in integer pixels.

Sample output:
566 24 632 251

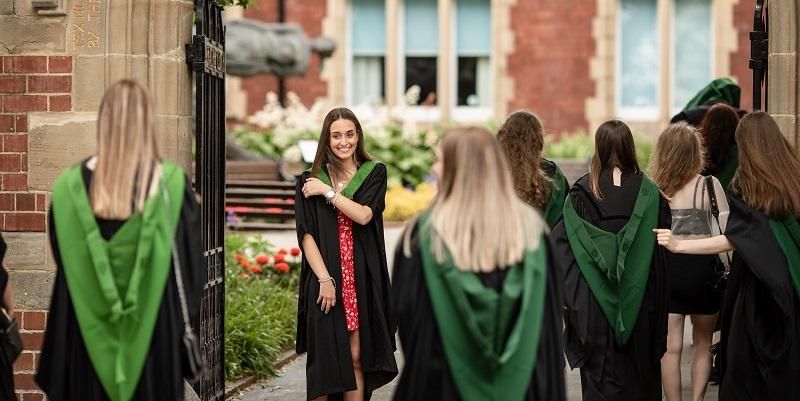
295 107 398 401
391 126 567 401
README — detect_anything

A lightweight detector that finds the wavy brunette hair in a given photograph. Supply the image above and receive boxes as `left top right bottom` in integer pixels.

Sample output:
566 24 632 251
496 110 550 209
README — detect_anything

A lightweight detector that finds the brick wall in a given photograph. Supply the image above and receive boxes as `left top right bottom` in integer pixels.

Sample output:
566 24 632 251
14 311 46 401
1 54 71 401
241 0 328 116
0 55 70 232
507 1 597 135
730 0 755 112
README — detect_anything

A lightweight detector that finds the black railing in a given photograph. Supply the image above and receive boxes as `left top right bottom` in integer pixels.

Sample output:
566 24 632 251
186 0 226 400
750 0 768 111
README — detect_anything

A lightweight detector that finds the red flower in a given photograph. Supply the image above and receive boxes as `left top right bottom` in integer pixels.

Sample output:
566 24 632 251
239 272 249 279
233 253 245 261
255 254 270 265
290 247 301 256
278 248 288 255
249 264 263 274
239 260 251 270
274 262 290 273
274 254 285 263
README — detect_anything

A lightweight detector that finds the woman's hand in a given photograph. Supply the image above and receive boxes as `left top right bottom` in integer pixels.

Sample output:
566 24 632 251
316 280 336 314
654 229 681 253
302 178 332 199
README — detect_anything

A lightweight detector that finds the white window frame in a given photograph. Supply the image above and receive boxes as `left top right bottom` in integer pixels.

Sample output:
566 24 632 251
451 2 493 124
668 0 715 116
396 0 441 123
615 0 716 121
346 0 388 107
615 0 661 121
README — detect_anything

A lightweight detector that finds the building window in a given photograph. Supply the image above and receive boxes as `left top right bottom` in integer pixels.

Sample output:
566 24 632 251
616 0 713 120
404 0 438 105
456 0 491 108
618 0 659 119
672 0 712 112
350 0 386 106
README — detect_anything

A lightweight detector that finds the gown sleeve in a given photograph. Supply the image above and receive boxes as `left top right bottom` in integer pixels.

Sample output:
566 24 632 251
295 172 320 246
353 163 388 218
723 196 795 365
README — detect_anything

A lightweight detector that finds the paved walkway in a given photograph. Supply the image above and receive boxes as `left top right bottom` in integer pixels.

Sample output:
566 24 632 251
232 322 718 401
236 228 719 401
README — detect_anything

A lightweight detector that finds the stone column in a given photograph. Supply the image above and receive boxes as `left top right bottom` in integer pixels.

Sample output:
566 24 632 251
1 0 194 398
767 0 799 147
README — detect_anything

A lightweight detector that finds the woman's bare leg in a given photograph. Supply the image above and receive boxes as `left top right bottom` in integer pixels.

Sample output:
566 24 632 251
689 314 717 401
662 313 686 401
344 330 364 401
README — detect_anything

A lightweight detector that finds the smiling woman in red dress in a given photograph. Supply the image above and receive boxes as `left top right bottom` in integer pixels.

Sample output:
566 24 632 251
295 108 397 401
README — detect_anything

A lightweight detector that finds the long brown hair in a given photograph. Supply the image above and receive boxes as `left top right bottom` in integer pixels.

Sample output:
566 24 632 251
699 103 739 174
310 107 372 182
422 127 544 272
497 110 550 209
590 120 640 199
651 123 704 198
91 80 159 220
733 111 800 218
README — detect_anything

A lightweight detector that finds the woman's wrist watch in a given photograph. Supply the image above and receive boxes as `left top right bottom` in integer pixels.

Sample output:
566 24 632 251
324 188 336 203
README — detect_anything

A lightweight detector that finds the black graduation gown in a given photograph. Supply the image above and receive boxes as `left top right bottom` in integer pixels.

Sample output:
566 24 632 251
295 164 398 401
0 235 14 401
390 222 566 401
717 195 800 401
35 164 204 401
551 172 670 401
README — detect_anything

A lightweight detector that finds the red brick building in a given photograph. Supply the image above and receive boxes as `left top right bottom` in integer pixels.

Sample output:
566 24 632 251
226 0 757 136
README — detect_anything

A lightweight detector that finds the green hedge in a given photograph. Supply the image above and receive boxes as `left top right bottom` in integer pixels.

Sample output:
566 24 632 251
225 235 301 380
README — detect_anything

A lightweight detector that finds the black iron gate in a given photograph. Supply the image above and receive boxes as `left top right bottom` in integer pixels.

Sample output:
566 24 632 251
750 0 768 110
186 1 226 400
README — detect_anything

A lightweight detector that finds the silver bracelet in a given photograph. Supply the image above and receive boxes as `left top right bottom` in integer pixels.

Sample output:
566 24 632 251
318 277 336 288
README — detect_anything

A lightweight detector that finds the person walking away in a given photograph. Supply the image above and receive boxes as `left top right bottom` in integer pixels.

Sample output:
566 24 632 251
497 110 570 228
650 123 730 401
391 126 566 401
551 120 670 401
35 80 204 401
655 111 800 401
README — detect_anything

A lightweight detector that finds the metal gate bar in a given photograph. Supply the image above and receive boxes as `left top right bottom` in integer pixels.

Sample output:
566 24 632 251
186 1 226 399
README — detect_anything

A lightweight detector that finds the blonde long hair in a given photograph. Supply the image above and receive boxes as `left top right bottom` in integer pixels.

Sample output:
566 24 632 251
420 127 544 273
91 80 160 220
651 123 705 198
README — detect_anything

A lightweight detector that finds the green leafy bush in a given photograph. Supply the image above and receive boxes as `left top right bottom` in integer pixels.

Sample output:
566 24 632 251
543 132 654 171
225 235 301 380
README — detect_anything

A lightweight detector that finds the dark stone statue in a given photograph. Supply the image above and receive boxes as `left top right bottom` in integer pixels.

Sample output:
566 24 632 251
225 19 336 77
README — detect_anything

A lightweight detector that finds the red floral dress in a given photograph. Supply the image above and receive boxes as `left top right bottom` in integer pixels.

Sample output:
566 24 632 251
337 210 359 332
